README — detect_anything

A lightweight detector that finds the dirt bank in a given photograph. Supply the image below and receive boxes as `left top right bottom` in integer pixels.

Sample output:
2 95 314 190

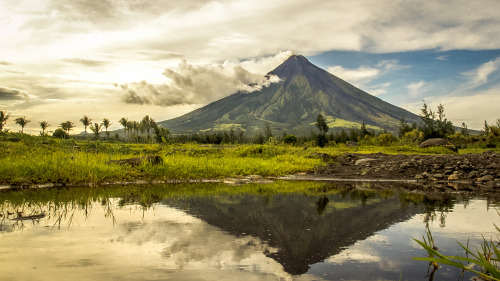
300 151 500 192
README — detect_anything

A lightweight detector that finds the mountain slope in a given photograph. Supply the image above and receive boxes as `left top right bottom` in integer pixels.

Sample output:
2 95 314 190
160 55 420 135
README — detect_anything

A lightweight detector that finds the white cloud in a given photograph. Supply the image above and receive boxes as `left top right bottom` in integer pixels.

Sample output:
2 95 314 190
407 81 425 98
436 55 449 61
401 88 500 129
2 0 500 126
328 66 380 83
327 59 403 95
462 57 500 87
120 56 283 107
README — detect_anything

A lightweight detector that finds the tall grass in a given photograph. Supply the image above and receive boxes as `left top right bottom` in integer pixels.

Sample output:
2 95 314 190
0 138 322 186
1 131 494 186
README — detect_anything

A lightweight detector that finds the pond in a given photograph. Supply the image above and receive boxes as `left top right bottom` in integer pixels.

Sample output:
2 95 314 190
0 181 498 281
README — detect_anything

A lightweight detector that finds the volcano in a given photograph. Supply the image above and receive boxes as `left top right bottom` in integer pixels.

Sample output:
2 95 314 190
159 55 420 135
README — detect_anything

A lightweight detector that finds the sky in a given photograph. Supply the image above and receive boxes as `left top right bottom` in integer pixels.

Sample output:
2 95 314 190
1 0 500 134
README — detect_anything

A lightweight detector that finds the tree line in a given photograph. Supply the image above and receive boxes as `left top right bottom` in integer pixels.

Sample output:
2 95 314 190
0 112 169 143
1 101 499 147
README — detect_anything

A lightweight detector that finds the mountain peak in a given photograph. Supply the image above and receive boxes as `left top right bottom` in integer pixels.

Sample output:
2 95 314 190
161 54 421 135
269 54 319 81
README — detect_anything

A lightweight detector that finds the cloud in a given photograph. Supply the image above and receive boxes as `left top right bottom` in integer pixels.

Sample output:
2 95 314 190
462 57 500 87
120 58 282 106
436 55 449 61
407 81 425 98
328 66 380 83
63 58 109 67
0 86 30 101
2 0 500 130
358 0 500 52
402 88 500 129
326 59 403 95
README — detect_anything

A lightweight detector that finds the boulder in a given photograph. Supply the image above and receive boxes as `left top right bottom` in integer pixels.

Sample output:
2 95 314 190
355 158 377 166
419 138 458 152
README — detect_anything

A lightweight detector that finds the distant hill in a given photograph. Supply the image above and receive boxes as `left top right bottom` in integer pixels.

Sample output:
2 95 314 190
159 55 421 135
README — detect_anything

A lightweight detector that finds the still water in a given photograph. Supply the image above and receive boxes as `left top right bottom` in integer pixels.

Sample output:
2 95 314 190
0 181 498 281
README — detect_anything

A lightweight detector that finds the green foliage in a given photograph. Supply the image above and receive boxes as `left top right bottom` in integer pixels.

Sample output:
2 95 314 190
460 122 469 137
60 121 75 135
315 114 329 147
0 136 321 185
53 128 69 139
414 227 500 281
263 122 273 142
283 134 298 145
14 116 30 133
398 117 417 138
419 101 455 139
0 111 10 131
89 122 103 140
377 133 396 146
80 115 92 138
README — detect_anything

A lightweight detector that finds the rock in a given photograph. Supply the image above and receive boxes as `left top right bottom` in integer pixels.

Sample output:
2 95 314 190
448 173 460 180
355 158 377 166
486 163 498 169
476 175 494 182
419 138 458 152
433 174 444 179
444 170 453 175
459 164 472 171
415 174 426 179
483 181 496 188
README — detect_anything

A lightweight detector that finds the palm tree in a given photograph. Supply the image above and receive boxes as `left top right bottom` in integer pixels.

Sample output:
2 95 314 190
89 122 103 140
0 111 10 131
141 115 151 141
15 116 31 133
60 121 75 135
102 118 111 140
39 121 49 136
80 115 92 138
119 117 129 140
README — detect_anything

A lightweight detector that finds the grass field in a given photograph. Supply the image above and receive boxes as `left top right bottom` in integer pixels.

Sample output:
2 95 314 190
0 132 497 186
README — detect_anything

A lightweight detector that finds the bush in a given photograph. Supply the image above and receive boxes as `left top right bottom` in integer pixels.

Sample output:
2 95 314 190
377 133 396 146
283 135 298 145
403 129 424 143
52 128 69 139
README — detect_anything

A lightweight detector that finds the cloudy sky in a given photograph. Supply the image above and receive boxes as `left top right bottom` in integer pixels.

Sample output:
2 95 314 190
1 0 500 134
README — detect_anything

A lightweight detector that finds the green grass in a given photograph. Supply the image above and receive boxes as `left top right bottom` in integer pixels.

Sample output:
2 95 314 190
0 135 322 186
0 131 496 186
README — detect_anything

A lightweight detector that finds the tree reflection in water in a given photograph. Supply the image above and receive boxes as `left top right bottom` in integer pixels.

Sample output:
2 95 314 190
0 181 498 280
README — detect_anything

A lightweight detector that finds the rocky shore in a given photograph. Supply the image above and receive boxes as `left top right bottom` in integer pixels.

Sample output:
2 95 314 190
309 151 500 191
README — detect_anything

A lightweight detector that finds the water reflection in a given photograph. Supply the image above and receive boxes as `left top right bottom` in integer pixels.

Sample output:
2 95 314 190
0 181 498 281
163 188 425 275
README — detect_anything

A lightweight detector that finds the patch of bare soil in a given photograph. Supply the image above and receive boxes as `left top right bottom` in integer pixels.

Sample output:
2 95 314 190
303 151 500 192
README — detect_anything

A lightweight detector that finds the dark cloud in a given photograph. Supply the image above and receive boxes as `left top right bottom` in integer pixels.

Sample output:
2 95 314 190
0 86 29 101
63 58 109 67
120 61 280 106
122 88 152 105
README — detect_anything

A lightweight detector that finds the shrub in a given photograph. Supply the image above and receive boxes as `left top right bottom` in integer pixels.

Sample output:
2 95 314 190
377 133 396 146
53 128 69 139
283 135 298 145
